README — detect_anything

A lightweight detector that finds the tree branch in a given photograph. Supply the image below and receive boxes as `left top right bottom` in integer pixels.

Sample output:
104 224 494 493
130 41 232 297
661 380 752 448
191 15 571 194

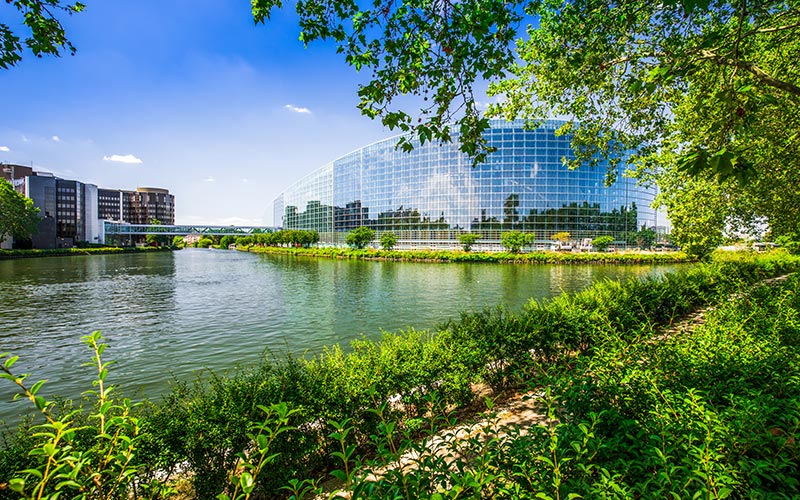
699 49 800 97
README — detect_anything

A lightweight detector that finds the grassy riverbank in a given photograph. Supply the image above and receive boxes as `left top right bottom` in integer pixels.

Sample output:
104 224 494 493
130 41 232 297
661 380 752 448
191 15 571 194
244 244 692 264
0 246 172 260
0 251 797 498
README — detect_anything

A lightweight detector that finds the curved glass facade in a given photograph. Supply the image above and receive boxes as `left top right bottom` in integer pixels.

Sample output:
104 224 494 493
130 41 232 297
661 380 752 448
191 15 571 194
274 120 657 247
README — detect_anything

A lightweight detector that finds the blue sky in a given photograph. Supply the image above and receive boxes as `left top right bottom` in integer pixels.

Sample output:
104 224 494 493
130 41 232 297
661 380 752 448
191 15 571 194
0 0 409 226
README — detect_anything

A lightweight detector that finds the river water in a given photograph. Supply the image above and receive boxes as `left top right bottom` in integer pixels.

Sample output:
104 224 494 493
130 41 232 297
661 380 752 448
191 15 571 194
0 249 678 423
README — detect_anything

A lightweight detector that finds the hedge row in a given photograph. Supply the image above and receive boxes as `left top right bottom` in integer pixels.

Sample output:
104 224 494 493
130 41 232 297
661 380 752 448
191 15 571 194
0 246 171 260
245 245 692 265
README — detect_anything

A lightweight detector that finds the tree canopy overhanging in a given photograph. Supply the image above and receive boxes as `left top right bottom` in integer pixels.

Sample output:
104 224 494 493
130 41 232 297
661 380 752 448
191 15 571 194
250 0 800 248
0 1 86 69
4 1 798 251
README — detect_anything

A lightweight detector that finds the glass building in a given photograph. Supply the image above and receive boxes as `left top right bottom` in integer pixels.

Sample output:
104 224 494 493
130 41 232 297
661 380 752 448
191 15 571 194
274 120 657 247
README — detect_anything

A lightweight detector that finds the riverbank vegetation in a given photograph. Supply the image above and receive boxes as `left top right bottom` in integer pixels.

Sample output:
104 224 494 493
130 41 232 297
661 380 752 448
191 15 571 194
0 246 172 260
1 251 798 498
244 244 691 265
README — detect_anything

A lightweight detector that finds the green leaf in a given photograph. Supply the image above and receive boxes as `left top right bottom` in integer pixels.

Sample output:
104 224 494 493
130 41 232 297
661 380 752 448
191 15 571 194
8 478 25 493
4 355 18 369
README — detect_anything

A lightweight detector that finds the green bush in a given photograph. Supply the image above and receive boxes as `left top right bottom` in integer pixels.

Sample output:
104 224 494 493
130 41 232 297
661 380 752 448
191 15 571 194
346 226 375 249
500 230 530 253
592 235 614 252
458 233 480 252
379 232 397 251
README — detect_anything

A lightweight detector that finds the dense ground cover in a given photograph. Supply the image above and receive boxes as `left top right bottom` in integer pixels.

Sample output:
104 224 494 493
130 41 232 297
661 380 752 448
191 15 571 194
0 246 171 260
245 245 691 265
0 252 797 498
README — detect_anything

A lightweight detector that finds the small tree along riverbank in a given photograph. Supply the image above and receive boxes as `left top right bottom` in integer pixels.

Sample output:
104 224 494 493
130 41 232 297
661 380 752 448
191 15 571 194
242 245 691 265
0 251 798 498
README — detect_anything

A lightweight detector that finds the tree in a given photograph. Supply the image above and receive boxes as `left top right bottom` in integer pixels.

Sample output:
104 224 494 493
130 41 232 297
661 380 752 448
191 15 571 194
251 1 800 247
0 179 40 245
656 170 727 260
458 233 480 252
251 0 523 164
490 0 800 181
379 232 398 251
592 236 614 252
1 1 87 69
634 227 657 250
172 235 185 249
145 218 170 247
551 232 571 244
500 230 529 253
219 235 236 249
346 226 375 249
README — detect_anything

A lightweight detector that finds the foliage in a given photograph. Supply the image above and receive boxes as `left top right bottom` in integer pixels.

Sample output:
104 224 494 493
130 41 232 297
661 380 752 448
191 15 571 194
247 244 691 265
591 235 614 252
171 235 185 249
249 0 800 267
345 226 375 249
145 218 171 247
379 232 397 251
550 231 571 243
252 0 523 164
0 0 86 69
0 179 39 245
500 230 530 253
776 232 800 255
197 236 215 248
657 169 727 260
458 232 480 252
1 252 799 498
219 235 236 249
0 331 173 499
634 226 657 249
0 246 169 260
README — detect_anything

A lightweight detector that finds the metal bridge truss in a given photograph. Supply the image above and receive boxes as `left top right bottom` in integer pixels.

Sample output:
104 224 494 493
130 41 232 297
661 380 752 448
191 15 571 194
103 221 279 237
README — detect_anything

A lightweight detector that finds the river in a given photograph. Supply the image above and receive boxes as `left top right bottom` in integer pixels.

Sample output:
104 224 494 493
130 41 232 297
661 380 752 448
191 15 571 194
0 249 678 424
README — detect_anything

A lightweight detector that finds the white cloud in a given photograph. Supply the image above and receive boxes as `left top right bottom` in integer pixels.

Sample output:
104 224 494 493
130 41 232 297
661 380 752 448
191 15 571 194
21 135 29 143
284 104 312 114
52 135 61 142
203 176 215 183
103 154 143 164
241 178 249 183
0 146 9 152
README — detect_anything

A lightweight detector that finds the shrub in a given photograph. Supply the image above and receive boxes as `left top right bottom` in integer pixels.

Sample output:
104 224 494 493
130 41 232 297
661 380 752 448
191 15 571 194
346 226 375 249
458 233 480 252
592 235 614 252
500 230 530 253
379 232 398 251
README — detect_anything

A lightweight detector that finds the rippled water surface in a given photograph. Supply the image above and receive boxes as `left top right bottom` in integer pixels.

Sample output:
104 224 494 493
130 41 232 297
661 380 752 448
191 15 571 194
0 249 679 422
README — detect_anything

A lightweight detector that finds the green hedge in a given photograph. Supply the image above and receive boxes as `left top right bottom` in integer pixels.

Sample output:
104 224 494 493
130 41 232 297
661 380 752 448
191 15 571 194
0 246 171 260
245 244 692 264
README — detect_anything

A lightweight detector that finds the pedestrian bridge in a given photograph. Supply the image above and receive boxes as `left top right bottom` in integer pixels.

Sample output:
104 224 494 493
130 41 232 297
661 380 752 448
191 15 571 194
102 221 279 240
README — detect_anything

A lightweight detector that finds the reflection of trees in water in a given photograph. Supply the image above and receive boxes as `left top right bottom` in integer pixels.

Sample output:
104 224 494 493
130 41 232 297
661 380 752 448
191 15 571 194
548 265 596 296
